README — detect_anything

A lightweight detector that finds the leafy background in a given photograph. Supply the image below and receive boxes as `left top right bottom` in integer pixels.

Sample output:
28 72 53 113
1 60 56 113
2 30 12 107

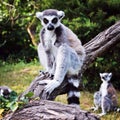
0 0 120 90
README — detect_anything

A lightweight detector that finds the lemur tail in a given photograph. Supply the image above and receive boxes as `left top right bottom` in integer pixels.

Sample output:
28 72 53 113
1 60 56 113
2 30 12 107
67 76 80 105
114 107 120 112
117 108 120 112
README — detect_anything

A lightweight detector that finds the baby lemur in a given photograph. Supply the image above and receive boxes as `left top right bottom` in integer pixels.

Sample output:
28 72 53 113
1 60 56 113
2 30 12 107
92 73 119 116
36 9 85 105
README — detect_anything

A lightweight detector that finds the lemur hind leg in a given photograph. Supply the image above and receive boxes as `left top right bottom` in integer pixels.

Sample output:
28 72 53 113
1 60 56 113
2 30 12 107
99 97 112 116
43 44 81 97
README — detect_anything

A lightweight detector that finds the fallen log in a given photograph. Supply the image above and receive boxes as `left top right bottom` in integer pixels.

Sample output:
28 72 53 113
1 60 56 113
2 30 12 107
3 100 100 120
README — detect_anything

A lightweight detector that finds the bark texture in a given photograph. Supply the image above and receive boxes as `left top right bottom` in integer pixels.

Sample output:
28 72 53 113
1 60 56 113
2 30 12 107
3 100 100 120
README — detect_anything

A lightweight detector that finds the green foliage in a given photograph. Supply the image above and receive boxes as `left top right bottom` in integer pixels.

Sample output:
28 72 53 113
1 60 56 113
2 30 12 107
5 91 18 112
1 0 120 59
0 91 34 116
0 0 37 61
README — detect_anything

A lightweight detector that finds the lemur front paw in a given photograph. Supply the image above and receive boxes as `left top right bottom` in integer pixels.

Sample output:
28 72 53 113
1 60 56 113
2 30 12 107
39 79 51 85
39 70 54 79
39 80 60 94
48 73 54 79
45 80 60 94
39 70 49 75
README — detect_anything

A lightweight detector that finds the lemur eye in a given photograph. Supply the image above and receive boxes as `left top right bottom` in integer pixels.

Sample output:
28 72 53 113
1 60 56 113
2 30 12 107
43 18 49 24
52 18 58 24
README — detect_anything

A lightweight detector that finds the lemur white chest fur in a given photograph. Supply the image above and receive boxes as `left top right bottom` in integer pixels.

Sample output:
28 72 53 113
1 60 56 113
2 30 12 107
100 81 108 97
44 30 58 56
44 30 56 45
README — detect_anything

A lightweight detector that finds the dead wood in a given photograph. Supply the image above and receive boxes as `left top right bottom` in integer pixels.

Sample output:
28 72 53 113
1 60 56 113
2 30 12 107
3 100 100 120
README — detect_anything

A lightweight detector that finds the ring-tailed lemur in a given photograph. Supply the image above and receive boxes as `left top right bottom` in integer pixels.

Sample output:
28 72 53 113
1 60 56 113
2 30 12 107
36 9 85 105
0 86 12 99
91 73 120 116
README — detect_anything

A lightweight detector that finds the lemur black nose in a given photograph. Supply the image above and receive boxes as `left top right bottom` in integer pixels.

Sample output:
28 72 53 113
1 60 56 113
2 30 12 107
47 24 54 30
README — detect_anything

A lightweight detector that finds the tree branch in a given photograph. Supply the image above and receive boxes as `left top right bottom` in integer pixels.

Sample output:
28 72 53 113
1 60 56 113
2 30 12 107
82 21 120 73
27 19 38 47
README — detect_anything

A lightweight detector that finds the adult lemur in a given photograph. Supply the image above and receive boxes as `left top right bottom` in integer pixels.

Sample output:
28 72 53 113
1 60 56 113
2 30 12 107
91 73 120 116
36 9 85 105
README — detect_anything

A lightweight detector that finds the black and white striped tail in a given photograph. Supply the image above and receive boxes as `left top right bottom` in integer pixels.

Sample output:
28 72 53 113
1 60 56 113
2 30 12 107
67 77 80 105
114 107 120 112
117 108 120 112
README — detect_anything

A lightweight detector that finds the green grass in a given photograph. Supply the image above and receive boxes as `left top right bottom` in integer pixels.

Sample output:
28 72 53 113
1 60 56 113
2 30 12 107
0 61 120 120
0 61 42 94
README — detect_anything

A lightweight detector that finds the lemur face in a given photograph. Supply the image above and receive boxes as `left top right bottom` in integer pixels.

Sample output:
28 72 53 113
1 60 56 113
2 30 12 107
99 73 112 82
42 15 59 31
36 9 65 31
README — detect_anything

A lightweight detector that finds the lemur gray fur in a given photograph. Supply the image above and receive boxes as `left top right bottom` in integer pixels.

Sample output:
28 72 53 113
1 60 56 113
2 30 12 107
36 9 86 105
0 86 12 99
91 73 120 116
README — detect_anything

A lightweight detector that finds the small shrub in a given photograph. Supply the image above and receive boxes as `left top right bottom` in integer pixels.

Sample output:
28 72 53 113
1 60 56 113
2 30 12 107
0 91 34 117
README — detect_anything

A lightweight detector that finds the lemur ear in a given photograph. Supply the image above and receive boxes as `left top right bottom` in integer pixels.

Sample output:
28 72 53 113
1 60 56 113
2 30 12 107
8 88 12 92
36 12 43 20
99 73 102 76
0 89 3 96
57 11 65 19
109 72 112 77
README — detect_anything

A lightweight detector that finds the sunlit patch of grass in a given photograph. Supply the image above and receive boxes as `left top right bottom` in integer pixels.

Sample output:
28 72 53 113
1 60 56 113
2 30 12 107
80 91 93 110
55 94 68 104
0 61 42 94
